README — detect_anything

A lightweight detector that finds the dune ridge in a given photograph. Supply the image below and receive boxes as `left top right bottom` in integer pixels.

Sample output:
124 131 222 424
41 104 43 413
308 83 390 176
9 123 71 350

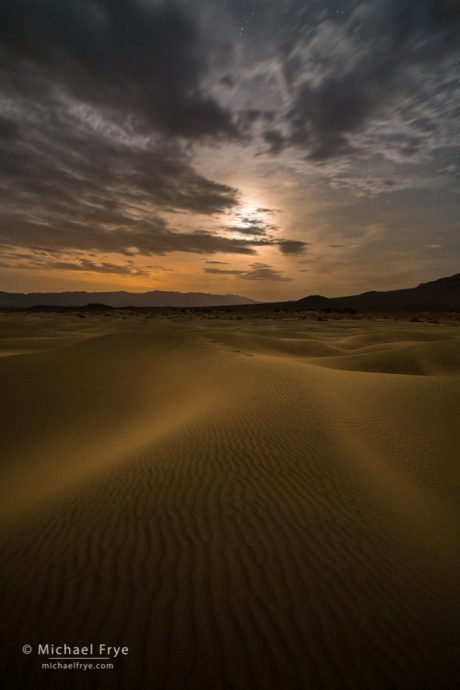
1 313 459 689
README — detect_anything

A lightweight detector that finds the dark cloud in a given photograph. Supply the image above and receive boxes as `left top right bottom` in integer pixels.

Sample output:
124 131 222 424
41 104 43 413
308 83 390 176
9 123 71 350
204 268 243 276
270 0 460 159
0 216 272 257
0 115 20 140
0 0 235 140
0 88 243 256
220 75 236 88
237 109 275 134
277 240 309 256
0 1 269 263
255 208 278 215
263 130 286 155
0 128 238 215
0 101 306 258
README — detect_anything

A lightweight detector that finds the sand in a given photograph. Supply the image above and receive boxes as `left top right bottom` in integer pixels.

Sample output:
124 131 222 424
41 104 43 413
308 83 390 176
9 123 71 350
1 311 460 689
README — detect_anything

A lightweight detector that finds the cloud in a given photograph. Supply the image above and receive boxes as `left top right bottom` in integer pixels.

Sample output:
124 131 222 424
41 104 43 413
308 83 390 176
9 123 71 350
242 262 291 281
277 239 309 256
204 268 243 276
0 107 238 213
0 1 263 263
262 0 460 164
48 259 151 277
0 218 275 257
2 1 339 267
263 129 286 155
256 207 278 215
1 0 458 292
0 0 235 140
227 207 280 237
0 249 152 276
0 115 20 140
1 247 177 276
222 207 306 254
204 262 291 281
228 218 276 237
0 89 246 256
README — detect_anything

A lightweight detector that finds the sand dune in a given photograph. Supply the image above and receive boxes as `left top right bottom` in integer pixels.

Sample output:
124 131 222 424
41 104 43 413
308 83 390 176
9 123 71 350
1 313 460 689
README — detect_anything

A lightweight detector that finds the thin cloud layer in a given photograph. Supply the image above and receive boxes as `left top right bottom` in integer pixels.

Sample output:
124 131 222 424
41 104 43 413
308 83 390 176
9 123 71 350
205 262 291 282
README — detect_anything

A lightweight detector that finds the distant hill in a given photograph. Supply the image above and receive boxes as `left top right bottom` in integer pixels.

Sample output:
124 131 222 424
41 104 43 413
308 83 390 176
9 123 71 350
296 273 460 313
0 290 256 309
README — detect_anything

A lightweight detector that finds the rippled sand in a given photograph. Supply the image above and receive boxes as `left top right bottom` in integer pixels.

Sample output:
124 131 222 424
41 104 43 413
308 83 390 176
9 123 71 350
1 312 460 689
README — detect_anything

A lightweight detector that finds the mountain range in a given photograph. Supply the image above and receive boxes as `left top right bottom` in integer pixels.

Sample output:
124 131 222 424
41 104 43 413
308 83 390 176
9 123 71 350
0 290 256 309
0 273 459 312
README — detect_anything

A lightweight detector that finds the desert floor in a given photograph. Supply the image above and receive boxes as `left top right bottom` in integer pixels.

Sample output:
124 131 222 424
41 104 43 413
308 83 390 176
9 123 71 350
1 311 460 689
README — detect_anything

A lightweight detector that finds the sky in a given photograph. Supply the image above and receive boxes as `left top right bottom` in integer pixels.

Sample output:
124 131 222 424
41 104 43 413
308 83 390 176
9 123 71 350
0 0 459 300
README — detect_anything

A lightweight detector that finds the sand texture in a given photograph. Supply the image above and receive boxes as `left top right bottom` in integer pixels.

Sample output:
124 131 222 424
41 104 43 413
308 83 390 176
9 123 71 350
1 312 460 689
